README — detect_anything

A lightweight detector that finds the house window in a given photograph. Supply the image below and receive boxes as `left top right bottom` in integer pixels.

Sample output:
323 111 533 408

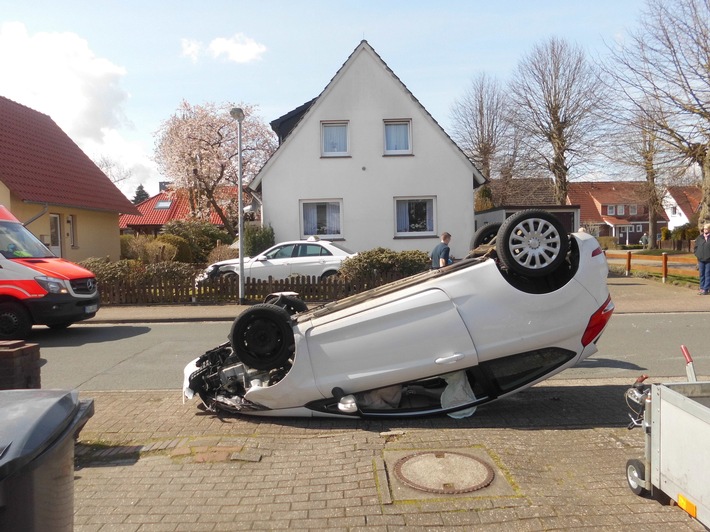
607 205 615 216
636 224 642 232
395 197 435 236
629 204 637 215
671 206 678 215
321 122 349 156
617 205 625 215
67 215 77 247
301 200 343 238
155 200 172 209
384 120 412 155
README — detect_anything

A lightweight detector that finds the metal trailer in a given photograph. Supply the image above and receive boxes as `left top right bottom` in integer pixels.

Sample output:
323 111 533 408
625 346 710 528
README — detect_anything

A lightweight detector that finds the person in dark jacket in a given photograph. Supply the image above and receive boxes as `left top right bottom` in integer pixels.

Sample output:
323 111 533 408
431 232 451 269
694 223 710 295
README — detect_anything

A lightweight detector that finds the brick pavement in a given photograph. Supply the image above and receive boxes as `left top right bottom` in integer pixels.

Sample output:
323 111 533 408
73 382 706 531
69 275 710 531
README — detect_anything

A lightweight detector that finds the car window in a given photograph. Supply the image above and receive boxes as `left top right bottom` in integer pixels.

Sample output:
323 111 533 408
298 244 332 257
265 244 296 259
328 242 355 254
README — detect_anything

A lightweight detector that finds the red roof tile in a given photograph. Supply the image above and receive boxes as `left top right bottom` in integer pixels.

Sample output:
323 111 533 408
119 187 242 229
666 185 701 220
567 181 668 225
0 95 139 214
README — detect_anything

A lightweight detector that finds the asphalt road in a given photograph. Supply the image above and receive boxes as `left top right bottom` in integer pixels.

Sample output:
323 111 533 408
35 312 710 391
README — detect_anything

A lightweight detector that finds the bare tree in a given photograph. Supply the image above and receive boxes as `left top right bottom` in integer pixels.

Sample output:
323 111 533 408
450 73 509 180
608 0 710 222
509 37 606 204
95 155 131 185
154 101 277 238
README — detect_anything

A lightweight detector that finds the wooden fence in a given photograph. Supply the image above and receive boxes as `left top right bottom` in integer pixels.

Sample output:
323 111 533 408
97 273 406 306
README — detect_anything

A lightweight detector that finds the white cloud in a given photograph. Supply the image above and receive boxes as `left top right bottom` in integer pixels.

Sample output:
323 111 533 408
0 21 161 199
180 38 202 63
208 33 267 63
0 22 128 143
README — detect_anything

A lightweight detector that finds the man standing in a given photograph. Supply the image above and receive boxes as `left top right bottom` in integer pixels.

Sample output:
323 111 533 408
431 232 452 269
694 223 710 295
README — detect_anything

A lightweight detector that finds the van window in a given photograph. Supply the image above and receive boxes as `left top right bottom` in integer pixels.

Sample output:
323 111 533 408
0 221 55 259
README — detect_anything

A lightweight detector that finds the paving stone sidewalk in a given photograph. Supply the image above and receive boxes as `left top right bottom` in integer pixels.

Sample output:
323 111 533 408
73 382 706 531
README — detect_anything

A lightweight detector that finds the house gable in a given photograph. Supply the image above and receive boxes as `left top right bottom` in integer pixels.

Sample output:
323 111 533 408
664 185 701 230
250 41 484 258
0 95 138 215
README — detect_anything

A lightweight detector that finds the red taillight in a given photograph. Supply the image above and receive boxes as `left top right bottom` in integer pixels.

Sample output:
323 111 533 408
591 246 603 257
582 295 614 346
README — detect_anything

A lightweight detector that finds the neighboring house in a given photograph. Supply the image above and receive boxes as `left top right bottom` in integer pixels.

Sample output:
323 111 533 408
663 185 701 230
566 181 668 244
0 95 138 261
120 185 256 236
475 178 580 238
249 41 486 259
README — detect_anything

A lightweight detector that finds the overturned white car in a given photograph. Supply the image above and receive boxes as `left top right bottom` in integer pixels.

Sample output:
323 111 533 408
184 210 614 418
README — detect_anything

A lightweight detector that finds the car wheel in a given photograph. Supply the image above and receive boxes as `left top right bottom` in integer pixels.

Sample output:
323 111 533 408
470 223 501 249
221 270 238 280
264 294 308 315
320 271 338 282
0 302 32 339
626 459 649 497
48 322 73 330
229 304 295 370
496 209 569 277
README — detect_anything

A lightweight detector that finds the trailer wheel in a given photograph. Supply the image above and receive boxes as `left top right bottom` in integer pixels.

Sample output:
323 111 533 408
0 302 32 339
626 459 650 497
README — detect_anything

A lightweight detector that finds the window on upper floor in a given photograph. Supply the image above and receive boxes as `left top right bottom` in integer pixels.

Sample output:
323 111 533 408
301 200 343 238
384 120 412 155
617 205 625 215
395 197 435 236
671 206 678 215
629 204 637 215
155 200 172 209
607 205 615 215
321 122 349 156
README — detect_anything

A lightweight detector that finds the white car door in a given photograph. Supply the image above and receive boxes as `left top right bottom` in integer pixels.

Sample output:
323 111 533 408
288 244 334 279
248 243 296 280
305 288 478 397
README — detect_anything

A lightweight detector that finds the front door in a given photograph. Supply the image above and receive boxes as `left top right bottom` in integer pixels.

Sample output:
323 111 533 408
49 213 62 256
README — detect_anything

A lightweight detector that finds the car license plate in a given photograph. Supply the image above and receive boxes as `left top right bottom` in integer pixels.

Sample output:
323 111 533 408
85 304 98 313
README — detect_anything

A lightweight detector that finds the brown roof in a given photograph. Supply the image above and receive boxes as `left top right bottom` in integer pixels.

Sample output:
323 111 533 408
487 178 556 206
666 185 701 220
0 95 138 214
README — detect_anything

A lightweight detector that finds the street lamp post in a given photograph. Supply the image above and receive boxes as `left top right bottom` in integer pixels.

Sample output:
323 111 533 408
230 107 246 304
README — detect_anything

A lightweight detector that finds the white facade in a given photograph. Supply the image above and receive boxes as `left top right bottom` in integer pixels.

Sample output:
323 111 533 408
251 41 484 260
663 191 691 230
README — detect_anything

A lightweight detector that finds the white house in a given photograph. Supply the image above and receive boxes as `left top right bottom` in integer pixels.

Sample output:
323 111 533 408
663 185 701 230
249 41 485 259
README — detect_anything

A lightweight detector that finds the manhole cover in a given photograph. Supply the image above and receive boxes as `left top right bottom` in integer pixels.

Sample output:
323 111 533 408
393 451 495 494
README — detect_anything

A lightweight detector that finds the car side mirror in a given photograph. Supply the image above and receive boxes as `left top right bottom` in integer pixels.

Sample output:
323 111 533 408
256 255 267 261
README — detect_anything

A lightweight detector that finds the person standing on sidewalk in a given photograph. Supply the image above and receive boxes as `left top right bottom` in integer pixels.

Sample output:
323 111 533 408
694 223 710 295
431 232 452 269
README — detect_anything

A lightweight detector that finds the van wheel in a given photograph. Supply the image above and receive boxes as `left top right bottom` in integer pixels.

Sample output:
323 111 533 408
0 303 32 339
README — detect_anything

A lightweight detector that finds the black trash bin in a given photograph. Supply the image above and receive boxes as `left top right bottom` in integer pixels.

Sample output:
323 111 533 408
0 389 94 532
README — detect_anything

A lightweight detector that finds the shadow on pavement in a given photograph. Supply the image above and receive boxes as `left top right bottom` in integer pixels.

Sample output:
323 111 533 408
30 324 152 347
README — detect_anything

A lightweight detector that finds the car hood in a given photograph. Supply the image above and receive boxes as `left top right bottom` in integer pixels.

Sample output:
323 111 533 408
211 257 252 267
11 258 95 280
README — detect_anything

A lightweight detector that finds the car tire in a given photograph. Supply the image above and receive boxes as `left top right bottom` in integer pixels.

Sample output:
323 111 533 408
0 302 32 339
496 209 569 277
626 459 649 497
264 294 308 315
48 322 73 330
320 271 337 282
470 223 501 250
229 304 295 370
221 270 238 280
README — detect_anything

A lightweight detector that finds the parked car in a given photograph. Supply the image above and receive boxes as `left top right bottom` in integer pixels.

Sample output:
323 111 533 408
196 237 356 283
184 210 614 419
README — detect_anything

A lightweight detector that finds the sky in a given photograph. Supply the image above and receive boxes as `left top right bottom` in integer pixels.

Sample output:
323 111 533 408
0 0 648 200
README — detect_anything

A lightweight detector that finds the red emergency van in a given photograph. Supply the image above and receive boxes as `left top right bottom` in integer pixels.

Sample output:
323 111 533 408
0 206 99 339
